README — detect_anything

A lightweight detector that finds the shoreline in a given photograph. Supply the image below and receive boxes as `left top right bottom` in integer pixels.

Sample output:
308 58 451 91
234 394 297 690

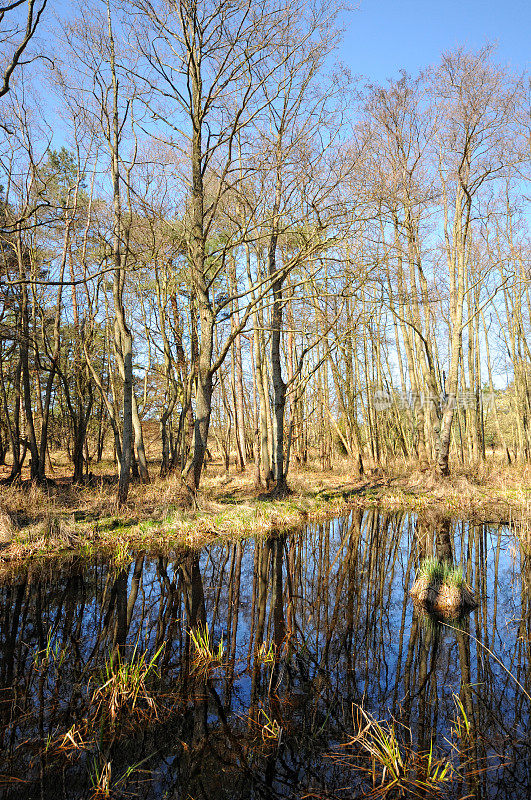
1 461 529 570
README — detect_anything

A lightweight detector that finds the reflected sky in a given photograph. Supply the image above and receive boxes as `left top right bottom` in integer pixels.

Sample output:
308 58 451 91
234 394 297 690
0 510 529 799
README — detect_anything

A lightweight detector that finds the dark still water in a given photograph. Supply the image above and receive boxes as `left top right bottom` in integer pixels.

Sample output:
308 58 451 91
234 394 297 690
0 510 529 799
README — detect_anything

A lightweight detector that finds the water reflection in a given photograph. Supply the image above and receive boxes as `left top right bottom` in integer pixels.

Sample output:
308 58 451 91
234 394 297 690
0 510 529 799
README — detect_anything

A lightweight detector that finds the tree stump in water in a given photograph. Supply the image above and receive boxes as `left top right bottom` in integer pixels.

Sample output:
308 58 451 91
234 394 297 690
409 568 476 618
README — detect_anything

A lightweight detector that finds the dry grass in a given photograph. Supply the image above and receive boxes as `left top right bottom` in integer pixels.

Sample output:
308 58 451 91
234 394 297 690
358 458 531 521
0 457 362 567
0 504 14 544
0 453 530 568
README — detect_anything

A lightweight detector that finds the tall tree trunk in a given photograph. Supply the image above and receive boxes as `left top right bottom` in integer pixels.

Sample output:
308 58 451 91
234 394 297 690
437 181 468 476
17 237 39 480
269 167 287 494
107 4 132 506
182 56 214 495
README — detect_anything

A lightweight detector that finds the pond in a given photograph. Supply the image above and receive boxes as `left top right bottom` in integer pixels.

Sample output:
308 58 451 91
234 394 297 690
0 509 529 799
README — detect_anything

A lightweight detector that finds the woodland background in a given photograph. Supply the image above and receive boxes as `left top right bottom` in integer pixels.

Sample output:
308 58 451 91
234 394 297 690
2 0 531 506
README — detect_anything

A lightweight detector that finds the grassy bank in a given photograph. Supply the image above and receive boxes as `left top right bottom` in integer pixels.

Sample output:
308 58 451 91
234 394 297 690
1 457 530 568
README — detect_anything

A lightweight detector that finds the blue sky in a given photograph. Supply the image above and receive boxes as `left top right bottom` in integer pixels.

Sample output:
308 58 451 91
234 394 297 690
46 1 530 85
340 0 530 82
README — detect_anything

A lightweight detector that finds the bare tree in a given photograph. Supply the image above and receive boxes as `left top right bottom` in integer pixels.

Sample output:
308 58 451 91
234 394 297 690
124 0 343 494
1 1 48 101
432 47 517 475
57 0 150 503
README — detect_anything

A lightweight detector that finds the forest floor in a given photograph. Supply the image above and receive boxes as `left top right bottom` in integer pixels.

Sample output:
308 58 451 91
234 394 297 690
0 454 530 570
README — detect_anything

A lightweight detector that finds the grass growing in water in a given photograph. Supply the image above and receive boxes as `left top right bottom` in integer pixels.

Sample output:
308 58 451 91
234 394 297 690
258 708 282 742
189 623 224 677
337 706 454 798
444 565 464 587
256 641 276 665
418 557 445 584
89 756 112 798
91 644 164 724
89 751 154 799
418 558 464 587
451 693 471 739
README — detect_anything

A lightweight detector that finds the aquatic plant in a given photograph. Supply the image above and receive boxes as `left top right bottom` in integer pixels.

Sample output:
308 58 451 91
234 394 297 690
88 756 112 798
112 539 131 568
450 692 471 739
442 621 531 703
79 540 95 559
258 708 282 743
412 559 474 616
91 644 164 724
33 629 68 672
256 640 276 665
189 623 224 677
417 557 445 585
88 751 154 799
417 558 464 586
444 564 464 587
336 706 454 798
